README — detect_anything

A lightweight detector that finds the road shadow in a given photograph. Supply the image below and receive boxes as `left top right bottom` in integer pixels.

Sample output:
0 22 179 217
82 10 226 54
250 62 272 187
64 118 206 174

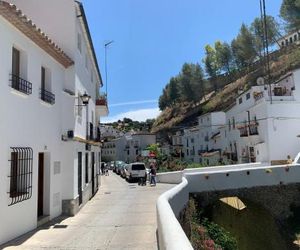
0 216 69 249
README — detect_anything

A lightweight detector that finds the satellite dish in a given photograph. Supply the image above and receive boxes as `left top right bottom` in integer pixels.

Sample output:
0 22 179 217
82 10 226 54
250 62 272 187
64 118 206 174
256 77 265 86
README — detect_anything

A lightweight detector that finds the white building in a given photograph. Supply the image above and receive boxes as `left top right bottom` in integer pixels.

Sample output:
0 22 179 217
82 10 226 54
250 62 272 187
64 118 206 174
224 70 300 164
183 127 200 163
100 124 124 140
0 0 108 245
101 140 117 162
111 133 156 163
278 30 300 48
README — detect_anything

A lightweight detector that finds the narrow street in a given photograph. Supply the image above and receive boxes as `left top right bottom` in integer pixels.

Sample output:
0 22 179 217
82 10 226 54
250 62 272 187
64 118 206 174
2 173 174 250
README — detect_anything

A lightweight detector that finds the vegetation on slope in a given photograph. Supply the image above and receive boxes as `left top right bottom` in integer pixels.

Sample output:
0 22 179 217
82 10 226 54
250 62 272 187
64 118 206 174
152 0 300 133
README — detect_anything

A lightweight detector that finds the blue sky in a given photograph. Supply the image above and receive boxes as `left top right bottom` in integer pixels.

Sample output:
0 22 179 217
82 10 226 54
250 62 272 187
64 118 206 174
82 0 282 123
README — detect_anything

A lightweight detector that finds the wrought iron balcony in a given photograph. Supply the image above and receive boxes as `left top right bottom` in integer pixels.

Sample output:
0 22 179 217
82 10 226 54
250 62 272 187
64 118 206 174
96 95 107 106
40 88 55 104
249 123 259 135
10 74 32 95
238 125 248 137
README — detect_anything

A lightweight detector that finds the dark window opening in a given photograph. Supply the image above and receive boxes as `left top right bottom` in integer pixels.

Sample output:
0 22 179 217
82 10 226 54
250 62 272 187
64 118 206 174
85 153 89 184
132 164 145 171
8 147 33 206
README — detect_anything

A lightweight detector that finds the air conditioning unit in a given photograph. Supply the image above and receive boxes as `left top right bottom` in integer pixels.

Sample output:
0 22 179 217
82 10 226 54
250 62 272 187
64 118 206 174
67 130 74 138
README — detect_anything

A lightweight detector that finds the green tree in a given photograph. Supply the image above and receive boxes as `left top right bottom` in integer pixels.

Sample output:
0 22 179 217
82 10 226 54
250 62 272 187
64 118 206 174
191 63 205 101
231 24 257 67
280 0 300 31
204 45 218 91
158 87 169 110
179 63 195 101
168 77 180 105
215 41 233 74
250 16 279 57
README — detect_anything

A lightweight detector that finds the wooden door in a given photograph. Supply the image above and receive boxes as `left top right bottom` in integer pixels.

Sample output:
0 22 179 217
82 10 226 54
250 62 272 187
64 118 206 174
78 152 83 205
38 153 44 217
91 152 95 195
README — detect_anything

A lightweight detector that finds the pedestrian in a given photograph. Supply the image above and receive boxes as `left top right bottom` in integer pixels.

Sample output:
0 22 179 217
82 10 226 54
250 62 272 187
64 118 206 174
150 164 156 186
101 163 105 175
105 164 109 176
287 155 293 164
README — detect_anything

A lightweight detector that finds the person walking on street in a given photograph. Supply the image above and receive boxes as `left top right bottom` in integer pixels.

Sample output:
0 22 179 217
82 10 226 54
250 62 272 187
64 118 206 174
150 164 156 186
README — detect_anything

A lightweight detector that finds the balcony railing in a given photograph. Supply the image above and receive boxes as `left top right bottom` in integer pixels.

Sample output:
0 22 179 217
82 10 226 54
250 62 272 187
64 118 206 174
40 88 55 104
96 95 107 106
239 126 248 137
249 123 259 135
10 74 32 95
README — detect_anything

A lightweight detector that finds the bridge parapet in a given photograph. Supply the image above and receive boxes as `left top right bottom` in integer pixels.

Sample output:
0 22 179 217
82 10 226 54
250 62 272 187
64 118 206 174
156 163 300 250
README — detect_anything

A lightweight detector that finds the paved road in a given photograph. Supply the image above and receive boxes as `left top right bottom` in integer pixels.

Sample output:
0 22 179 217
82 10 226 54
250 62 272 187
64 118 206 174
2 172 174 250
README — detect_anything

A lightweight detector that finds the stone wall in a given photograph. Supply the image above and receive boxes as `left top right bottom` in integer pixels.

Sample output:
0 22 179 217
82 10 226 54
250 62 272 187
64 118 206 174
192 183 300 221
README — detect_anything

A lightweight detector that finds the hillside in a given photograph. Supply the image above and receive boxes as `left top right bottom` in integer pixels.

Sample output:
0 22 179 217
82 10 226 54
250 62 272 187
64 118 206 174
152 44 300 133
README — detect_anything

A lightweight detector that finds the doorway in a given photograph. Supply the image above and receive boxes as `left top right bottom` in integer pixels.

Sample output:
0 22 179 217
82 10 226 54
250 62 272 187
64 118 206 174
38 153 44 217
78 152 83 205
91 152 95 195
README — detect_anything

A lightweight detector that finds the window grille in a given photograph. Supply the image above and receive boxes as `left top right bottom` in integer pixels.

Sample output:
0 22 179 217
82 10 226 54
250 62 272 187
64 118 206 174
8 147 33 206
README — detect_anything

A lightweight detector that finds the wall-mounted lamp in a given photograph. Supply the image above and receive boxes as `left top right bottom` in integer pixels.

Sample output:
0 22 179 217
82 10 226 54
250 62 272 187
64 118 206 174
80 92 91 105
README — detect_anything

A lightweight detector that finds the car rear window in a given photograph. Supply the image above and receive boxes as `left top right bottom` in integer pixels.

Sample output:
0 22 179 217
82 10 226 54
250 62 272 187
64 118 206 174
132 164 145 171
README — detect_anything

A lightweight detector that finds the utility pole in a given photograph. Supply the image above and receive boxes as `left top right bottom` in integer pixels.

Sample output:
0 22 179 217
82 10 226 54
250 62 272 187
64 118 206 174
260 0 272 104
104 40 114 100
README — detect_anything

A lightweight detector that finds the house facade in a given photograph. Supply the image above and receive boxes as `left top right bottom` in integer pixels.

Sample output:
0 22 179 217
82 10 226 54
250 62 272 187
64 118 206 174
278 30 300 48
178 69 300 166
224 70 300 164
0 0 107 245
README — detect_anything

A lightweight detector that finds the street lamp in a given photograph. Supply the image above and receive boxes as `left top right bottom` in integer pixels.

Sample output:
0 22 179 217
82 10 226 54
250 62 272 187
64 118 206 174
80 92 91 105
104 40 114 100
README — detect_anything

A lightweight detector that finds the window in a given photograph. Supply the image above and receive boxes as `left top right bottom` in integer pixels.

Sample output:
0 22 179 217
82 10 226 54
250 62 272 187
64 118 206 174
281 41 284 47
239 97 243 104
246 93 251 100
40 67 55 104
294 34 298 41
232 117 235 129
290 37 293 43
228 119 231 131
77 33 82 53
132 164 145 171
11 47 31 95
8 147 33 206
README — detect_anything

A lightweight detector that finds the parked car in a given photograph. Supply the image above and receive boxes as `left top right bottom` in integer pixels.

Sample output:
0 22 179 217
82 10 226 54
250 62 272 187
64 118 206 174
120 164 127 178
125 162 146 182
115 161 125 175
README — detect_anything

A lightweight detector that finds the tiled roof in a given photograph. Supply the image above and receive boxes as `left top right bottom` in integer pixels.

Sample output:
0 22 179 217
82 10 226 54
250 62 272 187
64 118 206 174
0 1 74 68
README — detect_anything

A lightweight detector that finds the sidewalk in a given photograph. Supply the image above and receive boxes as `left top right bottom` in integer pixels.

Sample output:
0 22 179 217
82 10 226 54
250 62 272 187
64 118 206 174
1 172 174 250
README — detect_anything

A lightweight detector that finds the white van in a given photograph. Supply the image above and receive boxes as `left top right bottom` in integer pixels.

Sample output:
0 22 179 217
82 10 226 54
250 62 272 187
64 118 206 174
125 162 146 182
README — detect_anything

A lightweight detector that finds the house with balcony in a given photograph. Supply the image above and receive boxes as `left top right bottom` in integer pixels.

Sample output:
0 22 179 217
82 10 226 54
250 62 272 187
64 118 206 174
112 132 156 163
224 69 300 164
0 0 108 245
183 127 200 163
278 30 300 48
197 112 226 165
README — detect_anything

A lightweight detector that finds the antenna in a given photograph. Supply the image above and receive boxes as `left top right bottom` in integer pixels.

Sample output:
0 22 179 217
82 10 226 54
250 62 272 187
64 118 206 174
256 77 265 86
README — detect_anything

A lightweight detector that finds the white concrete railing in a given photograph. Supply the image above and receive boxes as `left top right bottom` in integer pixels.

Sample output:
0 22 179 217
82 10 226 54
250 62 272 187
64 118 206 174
156 163 300 250
156 177 193 250
156 162 264 184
